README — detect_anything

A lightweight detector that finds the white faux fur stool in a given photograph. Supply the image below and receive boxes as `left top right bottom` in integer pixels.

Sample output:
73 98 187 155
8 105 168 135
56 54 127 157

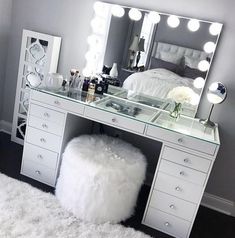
56 134 146 224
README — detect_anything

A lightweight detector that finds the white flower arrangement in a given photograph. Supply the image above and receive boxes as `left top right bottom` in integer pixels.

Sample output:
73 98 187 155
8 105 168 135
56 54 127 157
167 86 199 105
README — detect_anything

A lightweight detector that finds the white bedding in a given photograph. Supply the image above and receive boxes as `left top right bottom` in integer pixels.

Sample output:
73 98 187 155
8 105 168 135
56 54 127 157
122 68 199 99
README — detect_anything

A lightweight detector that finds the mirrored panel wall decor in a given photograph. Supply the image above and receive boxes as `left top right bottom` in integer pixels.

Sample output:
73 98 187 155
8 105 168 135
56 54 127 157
83 1 223 118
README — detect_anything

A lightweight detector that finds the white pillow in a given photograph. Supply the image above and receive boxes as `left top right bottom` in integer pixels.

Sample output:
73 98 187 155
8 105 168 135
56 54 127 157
184 55 200 69
160 51 182 65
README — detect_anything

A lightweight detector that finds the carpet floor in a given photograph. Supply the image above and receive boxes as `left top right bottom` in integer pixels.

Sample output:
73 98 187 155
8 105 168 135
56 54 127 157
0 172 151 238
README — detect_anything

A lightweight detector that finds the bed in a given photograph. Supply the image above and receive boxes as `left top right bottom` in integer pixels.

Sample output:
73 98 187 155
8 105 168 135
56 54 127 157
123 42 209 101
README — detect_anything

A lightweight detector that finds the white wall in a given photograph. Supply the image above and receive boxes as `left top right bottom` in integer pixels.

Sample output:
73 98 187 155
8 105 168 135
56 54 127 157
1 0 235 203
0 0 12 118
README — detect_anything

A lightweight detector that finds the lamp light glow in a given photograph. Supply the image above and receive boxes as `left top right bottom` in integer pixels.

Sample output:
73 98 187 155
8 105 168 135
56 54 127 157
93 1 109 16
111 5 125 17
128 8 142 21
209 23 222 36
148 11 161 24
167 15 180 28
187 19 200 32
193 77 205 89
204 41 216 53
198 60 210 72
90 17 106 34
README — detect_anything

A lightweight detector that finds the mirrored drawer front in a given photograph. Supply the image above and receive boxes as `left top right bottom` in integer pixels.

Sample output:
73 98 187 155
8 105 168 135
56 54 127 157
26 127 62 152
154 172 202 203
30 90 85 115
150 190 197 221
144 207 190 238
84 107 145 134
21 160 56 187
30 103 65 125
159 159 207 186
28 115 64 136
146 125 217 155
162 146 211 173
23 142 58 169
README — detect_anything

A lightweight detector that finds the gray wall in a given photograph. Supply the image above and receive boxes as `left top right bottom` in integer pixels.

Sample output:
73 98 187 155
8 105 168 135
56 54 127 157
0 0 12 118
1 0 235 202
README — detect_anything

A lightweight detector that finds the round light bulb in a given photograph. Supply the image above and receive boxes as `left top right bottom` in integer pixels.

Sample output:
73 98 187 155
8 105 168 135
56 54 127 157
209 23 222 36
209 82 218 91
187 19 200 32
128 8 142 21
87 35 102 50
191 93 200 106
85 51 99 61
148 11 161 24
111 5 125 17
193 77 205 89
198 60 210 72
204 41 216 53
167 15 180 28
90 17 106 34
82 67 92 77
93 1 109 17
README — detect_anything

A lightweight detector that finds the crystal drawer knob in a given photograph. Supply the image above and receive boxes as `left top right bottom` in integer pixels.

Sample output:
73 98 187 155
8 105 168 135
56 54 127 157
35 170 41 175
178 138 183 143
54 100 60 105
40 138 46 143
184 158 189 163
164 222 170 227
42 123 48 129
37 154 43 159
175 186 181 191
44 112 50 118
169 204 175 209
112 118 116 123
180 171 185 176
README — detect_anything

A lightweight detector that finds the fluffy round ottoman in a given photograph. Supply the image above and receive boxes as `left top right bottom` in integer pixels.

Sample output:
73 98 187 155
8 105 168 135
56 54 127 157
56 134 146 224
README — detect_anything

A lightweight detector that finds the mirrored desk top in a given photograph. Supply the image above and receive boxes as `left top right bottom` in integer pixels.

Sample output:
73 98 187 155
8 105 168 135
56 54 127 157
31 87 220 145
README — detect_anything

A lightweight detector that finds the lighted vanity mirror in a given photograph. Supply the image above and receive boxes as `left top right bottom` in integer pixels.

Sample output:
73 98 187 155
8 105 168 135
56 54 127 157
83 1 223 117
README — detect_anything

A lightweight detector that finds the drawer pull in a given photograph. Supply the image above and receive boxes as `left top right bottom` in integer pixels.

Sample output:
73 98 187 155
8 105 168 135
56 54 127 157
40 138 46 143
37 154 43 159
164 222 170 227
35 170 41 175
112 118 117 123
184 158 190 163
169 204 175 209
44 112 50 118
178 138 183 143
180 171 185 176
42 123 48 129
175 186 181 191
54 100 60 105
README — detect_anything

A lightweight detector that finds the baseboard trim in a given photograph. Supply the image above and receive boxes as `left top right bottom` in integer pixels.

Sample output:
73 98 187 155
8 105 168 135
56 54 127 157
201 192 235 217
0 120 12 134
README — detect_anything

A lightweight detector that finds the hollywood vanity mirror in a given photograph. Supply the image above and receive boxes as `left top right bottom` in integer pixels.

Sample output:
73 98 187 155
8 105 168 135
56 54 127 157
83 2 223 118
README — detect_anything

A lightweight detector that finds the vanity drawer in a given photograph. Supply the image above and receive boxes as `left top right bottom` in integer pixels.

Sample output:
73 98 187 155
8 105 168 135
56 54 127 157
84 106 145 134
28 115 64 136
162 146 211 173
154 172 202 203
159 159 207 186
30 90 85 115
26 127 62 152
23 142 59 169
144 207 190 238
29 103 65 125
150 190 197 221
21 159 56 186
146 125 217 155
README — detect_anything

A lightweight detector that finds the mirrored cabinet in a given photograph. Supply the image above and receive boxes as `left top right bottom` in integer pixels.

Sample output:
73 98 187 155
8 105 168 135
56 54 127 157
11 29 61 144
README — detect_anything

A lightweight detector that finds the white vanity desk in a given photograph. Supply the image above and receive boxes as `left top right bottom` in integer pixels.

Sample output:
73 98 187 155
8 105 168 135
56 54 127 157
21 87 220 238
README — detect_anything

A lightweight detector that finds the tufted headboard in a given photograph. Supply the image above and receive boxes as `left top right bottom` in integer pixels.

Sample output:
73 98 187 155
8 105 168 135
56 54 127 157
151 41 209 63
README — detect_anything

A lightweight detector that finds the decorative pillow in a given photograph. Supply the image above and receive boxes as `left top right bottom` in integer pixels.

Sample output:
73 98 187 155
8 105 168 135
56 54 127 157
160 51 182 65
149 57 182 74
183 55 201 69
182 65 207 79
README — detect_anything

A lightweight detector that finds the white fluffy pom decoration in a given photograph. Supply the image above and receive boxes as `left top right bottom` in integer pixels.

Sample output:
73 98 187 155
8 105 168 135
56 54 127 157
56 134 147 224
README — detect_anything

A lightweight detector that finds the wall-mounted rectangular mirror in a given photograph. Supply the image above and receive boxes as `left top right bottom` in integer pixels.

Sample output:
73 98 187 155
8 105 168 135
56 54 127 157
83 2 223 118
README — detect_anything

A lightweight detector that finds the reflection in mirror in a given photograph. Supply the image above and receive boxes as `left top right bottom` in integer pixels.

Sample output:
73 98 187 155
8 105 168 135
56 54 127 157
83 2 223 118
200 82 227 127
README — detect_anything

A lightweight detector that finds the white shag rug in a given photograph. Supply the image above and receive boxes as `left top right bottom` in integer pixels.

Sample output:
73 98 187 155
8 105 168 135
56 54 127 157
0 173 151 238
